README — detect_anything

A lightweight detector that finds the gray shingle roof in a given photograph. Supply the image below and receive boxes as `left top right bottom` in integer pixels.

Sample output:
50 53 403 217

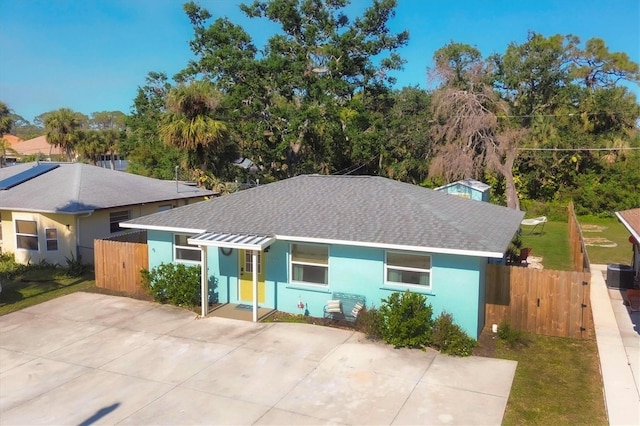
0 162 215 214
124 175 524 257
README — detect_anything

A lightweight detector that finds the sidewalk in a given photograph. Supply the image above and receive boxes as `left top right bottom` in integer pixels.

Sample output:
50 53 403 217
590 264 640 425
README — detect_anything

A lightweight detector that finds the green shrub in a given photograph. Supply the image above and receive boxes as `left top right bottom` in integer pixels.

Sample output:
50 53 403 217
506 231 523 264
498 320 527 348
141 263 201 308
431 312 477 357
356 306 384 340
65 253 86 277
519 199 568 222
379 290 434 348
0 252 26 281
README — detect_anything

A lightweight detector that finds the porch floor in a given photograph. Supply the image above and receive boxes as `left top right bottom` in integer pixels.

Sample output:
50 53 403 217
207 303 275 322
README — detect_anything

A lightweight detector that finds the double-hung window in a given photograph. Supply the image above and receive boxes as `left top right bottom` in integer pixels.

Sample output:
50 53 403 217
291 243 328 285
45 228 58 251
109 210 130 233
385 251 432 289
174 234 201 264
15 220 38 250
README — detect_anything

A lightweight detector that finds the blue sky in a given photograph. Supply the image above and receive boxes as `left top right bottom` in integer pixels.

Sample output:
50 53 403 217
1 0 638 123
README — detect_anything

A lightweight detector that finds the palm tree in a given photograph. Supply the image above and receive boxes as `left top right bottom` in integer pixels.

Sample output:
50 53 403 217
75 130 106 165
44 108 82 161
159 81 229 173
0 101 15 167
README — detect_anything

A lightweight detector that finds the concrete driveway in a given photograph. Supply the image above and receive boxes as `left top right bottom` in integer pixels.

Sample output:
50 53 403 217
0 292 516 425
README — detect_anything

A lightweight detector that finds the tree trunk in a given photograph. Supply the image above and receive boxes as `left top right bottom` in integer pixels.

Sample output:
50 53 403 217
501 150 520 210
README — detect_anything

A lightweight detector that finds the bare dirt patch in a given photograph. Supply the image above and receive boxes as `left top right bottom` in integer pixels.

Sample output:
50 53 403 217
473 328 499 357
584 237 617 247
581 224 607 232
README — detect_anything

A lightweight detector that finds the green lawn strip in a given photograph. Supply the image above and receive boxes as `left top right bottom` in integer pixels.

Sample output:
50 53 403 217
0 268 96 316
578 215 634 266
520 221 573 271
499 334 607 425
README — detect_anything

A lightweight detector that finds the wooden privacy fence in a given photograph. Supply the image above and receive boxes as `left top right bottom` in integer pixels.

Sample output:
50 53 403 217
568 201 590 272
94 231 148 297
485 264 592 338
485 202 594 338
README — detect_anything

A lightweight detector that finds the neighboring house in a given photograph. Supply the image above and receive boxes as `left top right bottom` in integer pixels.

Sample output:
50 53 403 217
435 179 491 202
2 135 22 165
9 135 64 160
0 162 214 265
615 208 640 285
122 174 524 339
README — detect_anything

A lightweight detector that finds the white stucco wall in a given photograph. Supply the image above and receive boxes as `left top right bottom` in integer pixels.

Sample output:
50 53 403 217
2 197 206 265
1 210 76 265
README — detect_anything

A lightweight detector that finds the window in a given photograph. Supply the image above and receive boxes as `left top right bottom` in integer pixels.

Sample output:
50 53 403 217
45 228 58 251
109 210 130 233
158 204 173 212
385 251 431 288
174 234 201 264
291 243 328 285
244 250 261 274
15 220 38 250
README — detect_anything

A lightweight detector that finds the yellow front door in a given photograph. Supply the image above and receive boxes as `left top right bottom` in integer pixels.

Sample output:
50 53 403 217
239 249 266 303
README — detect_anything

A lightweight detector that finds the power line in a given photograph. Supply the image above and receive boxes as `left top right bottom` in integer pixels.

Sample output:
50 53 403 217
344 163 367 175
497 111 630 119
331 163 366 175
517 147 640 151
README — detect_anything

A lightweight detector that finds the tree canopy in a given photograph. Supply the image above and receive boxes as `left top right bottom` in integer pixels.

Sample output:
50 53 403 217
6 1 639 215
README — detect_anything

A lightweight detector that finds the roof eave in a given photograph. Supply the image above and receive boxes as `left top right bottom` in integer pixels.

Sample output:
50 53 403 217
615 211 640 244
0 207 94 215
119 222 207 235
276 235 505 258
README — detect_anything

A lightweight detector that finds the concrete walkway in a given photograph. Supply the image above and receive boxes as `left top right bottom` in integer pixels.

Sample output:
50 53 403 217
0 292 517 425
590 264 640 425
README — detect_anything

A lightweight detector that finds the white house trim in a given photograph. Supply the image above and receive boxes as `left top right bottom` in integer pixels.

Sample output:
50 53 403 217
276 235 503 258
119 222 207 235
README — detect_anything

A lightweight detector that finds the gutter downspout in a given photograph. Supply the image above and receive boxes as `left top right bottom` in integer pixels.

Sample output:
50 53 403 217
76 211 93 262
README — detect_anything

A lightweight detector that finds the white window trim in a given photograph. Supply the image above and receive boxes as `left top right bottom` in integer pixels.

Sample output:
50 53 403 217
45 227 58 251
384 251 432 290
290 243 329 287
15 219 39 251
174 233 202 265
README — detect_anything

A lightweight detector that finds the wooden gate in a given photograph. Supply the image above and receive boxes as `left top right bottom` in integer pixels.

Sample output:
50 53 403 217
94 237 149 297
485 264 592 338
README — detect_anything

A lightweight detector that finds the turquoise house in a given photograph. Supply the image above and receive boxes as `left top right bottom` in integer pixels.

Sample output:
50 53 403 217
122 175 523 339
435 179 491 202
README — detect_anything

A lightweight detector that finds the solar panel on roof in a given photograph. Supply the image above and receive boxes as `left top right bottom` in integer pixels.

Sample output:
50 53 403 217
0 163 60 190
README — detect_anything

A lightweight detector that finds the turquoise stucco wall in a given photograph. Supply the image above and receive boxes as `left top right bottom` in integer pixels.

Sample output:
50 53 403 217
439 183 489 202
148 231 488 339
208 241 486 339
147 230 174 269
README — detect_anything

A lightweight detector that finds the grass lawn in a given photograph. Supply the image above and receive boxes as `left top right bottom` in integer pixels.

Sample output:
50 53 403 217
519 215 632 270
578 215 633 265
520 221 573 270
496 332 607 425
0 266 96 316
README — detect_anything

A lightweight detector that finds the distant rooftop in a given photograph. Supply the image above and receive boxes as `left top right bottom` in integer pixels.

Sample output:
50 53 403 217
0 162 215 214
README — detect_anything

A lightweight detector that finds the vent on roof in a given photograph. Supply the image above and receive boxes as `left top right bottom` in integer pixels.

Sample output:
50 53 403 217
0 163 60 190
